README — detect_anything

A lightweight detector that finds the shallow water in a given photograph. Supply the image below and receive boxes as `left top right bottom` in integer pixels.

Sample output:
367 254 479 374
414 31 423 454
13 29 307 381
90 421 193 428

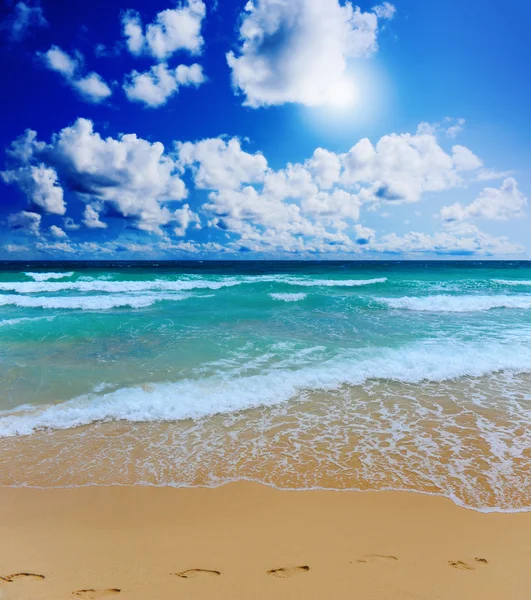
1 260 531 511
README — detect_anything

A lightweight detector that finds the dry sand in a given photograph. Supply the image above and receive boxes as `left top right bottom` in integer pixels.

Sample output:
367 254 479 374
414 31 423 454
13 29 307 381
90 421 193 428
1 482 530 600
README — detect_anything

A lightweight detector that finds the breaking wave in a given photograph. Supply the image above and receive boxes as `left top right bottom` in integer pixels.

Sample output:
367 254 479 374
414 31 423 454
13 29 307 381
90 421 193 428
2 337 531 437
379 294 531 312
24 272 74 281
0 293 192 310
269 293 307 302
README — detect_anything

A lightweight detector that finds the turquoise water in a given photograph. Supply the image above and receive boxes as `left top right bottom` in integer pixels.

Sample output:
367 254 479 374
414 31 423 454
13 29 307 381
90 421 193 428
1 261 531 510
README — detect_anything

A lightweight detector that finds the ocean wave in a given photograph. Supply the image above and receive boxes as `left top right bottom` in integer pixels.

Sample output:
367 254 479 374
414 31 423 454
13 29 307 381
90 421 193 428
0 316 54 327
0 275 387 294
379 294 531 312
24 272 74 281
0 279 242 294
492 279 531 286
282 277 387 287
0 293 191 310
269 293 307 302
2 338 531 437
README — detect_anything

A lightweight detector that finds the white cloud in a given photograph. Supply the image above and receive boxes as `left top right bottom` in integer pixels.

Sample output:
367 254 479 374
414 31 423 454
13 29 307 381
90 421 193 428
83 204 107 229
123 63 205 107
49 225 67 238
342 130 482 204
35 241 76 253
3 120 525 258
73 73 113 102
7 211 41 235
6 119 189 234
176 137 268 189
306 148 341 189
63 217 80 230
43 45 79 77
451 145 483 171
440 178 527 222
372 2 396 19
474 168 514 182
1 164 65 214
4 244 29 253
417 117 466 139
2 1 47 41
41 46 112 103
353 223 375 244
174 125 506 255
122 0 206 60
227 0 395 107
172 204 199 236
121 10 144 55
370 226 523 257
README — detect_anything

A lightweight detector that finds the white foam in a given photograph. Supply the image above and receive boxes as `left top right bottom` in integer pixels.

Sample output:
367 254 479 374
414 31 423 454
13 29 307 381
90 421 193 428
0 316 54 327
0 276 387 294
0 279 242 294
0 293 189 310
492 279 531 286
2 338 531 437
283 277 387 287
269 293 307 302
24 272 74 281
379 294 531 312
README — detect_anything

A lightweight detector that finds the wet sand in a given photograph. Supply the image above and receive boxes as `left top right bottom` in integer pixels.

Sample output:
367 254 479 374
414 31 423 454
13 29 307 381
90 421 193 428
1 482 530 599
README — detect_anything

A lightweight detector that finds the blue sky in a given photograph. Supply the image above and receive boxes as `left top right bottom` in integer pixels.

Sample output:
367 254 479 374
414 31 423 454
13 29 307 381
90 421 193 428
0 0 530 259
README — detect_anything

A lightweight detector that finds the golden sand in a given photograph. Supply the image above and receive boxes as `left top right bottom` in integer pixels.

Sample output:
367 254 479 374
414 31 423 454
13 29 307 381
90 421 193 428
1 482 530 600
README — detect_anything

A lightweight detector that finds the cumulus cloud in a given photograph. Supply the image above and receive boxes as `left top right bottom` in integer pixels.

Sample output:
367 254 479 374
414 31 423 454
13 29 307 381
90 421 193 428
35 241 76 253
123 63 205 107
41 46 112 103
440 178 527 222
1 1 47 41
83 204 107 229
63 217 80 230
172 204 199 236
176 137 268 189
342 131 482 204
370 225 523 257
170 124 499 255
49 225 67 238
227 0 395 107
122 0 206 59
1 164 65 214
451 145 483 171
5 118 190 234
73 73 113 103
306 148 342 189
7 211 41 235
3 119 524 258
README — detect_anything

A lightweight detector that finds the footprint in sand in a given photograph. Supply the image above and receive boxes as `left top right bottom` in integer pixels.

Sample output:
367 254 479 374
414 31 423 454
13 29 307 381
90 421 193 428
356 554 398 564
72 589 121 599
173 569 221 579
448 558 488 571
0 573 45 583
266 566 310 578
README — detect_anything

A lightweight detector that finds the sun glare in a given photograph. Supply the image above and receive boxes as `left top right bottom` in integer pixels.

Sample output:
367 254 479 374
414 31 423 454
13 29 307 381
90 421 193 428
325 78 357 109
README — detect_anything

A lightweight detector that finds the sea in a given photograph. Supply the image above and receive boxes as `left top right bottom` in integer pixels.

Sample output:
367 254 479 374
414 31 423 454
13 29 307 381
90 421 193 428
1 260 531 512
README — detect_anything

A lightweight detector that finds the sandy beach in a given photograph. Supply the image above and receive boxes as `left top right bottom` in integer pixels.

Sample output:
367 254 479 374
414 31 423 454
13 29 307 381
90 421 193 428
1 482 530 600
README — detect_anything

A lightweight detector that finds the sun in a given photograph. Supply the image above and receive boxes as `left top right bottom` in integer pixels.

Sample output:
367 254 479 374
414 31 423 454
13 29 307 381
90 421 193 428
325 78 357 109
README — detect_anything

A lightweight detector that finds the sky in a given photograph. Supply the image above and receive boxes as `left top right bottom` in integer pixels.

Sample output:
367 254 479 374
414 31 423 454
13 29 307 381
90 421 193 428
0 0 530 260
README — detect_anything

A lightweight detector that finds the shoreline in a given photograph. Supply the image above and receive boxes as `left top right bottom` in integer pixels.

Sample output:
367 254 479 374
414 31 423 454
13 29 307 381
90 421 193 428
1 479 530 514
1 482 531 599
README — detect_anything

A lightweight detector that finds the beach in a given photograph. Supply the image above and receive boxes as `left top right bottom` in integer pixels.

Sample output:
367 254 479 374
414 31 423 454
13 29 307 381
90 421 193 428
1 482 531 600
2 262 531 599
